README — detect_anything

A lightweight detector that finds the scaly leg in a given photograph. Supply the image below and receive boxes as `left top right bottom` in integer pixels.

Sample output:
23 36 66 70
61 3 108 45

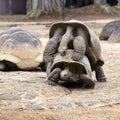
43 28 64 63
94 65 107 82
72 36 86 61
80 74 95 89
47 68 62 86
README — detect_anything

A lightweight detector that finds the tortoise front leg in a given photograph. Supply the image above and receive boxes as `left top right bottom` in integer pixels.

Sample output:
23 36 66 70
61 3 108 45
47 68 62 86
72 36 86 61
94 65 107 82
80 74 95 89
43 28 64 63
43 37 59 63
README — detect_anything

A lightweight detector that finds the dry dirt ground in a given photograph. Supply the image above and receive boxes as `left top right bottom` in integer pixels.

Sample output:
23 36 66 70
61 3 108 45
0 4 120 120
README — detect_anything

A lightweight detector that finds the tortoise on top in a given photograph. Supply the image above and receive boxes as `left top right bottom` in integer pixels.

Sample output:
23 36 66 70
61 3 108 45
99 20 120 42
43 20 106 82
0 27 43 70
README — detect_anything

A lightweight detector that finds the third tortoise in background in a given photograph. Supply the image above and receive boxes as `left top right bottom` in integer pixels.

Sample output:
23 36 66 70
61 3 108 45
99 20 120 42
43 20 106 82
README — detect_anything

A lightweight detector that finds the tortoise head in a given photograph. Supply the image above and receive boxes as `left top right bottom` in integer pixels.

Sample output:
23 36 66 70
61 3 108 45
60 67 69 81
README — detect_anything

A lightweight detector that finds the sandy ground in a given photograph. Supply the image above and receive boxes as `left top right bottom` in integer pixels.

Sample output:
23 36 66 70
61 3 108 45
0 104 120 120
0 4 120 120
0 24 119 120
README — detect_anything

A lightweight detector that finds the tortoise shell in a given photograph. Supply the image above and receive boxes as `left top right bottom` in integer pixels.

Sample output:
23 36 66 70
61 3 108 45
0 27 43 70
49 20 104 67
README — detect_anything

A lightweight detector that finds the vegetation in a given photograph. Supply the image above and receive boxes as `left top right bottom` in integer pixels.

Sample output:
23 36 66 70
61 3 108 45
27 0 64 18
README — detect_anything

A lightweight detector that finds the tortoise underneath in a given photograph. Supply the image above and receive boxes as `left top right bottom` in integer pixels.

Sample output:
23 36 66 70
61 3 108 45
47 50 95 89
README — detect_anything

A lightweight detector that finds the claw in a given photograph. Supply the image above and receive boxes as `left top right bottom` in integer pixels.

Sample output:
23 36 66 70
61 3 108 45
82 80 95 89
80 74 95 89
97 76 107 82
58 46 67 56
72 52 84 61
48 80 57 86
95 66 107 82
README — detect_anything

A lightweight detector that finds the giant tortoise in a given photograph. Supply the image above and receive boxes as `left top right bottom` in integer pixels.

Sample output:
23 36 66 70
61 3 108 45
43 20 106 82
0 27 43 70
47 49 95 88
99 20 120 42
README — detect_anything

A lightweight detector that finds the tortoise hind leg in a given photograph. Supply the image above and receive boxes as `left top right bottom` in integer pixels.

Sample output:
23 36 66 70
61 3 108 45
58 26 73 56
47 68 62 86
72 36 86 61
94 65 107 82
80 74 95 89
43 37 59 63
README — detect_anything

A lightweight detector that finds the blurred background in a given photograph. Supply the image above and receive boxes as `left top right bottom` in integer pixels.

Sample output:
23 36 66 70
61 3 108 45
0 0 120 17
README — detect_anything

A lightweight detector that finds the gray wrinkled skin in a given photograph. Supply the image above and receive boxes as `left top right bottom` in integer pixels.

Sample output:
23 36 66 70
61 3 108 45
47 50 95 88
43 20 106 82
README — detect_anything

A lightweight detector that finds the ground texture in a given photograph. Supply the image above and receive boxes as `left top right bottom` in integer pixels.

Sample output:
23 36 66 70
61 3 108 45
0 4 120 120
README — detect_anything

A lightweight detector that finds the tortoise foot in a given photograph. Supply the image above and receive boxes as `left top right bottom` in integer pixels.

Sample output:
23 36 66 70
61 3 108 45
80 74 95 89
72 52 83 61
95 66 107 82
48 80 58 86
97 75 107 82
47 68 61 86
58 46 67 56
83 79 95 89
